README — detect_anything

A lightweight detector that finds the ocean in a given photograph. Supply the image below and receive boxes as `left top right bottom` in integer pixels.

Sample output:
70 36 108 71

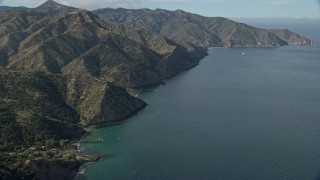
77 24 320 180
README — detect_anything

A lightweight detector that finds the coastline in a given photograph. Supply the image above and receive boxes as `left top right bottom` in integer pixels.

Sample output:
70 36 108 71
70 50 208 178
71 42 317 179
0 3 316 178
74 89 145 179
56 42 318 179
127 88 142 97
74 43 320 179
70 43 300 178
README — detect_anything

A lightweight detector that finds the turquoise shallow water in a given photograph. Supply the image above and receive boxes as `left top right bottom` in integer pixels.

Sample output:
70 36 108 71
78 45 320 180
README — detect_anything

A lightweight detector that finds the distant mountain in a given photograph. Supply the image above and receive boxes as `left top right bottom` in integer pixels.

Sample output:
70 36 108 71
34 0 76 14
0 6 29 11
1 1 313 47
0 0 76 14
268 29 314 45
93 8 313 47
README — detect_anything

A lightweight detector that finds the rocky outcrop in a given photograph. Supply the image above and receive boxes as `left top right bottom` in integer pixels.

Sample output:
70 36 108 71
93 8 313 47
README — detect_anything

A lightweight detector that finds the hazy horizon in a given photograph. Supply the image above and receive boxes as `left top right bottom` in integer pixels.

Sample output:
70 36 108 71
1 0 319 20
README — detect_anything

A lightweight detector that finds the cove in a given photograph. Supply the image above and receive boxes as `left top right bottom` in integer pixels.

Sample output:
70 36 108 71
78 45 320 179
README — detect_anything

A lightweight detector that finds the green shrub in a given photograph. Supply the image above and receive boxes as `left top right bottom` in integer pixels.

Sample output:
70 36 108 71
45 139 55 149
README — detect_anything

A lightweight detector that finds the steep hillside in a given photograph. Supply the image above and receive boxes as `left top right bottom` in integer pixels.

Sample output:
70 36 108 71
0 3 208 152
0 6 207 170
0 69 145 179
0 70 82 151
0 1 316 179
0 9 207 88
93 8 313 47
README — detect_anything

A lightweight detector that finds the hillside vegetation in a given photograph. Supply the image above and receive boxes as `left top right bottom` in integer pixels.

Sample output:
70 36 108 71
0 0 314 179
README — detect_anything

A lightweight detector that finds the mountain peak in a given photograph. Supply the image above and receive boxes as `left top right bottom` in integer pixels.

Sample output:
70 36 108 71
35 0 76 14
38 0 63 7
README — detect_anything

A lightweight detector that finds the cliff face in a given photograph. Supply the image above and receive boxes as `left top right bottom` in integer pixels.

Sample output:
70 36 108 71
93 8 313 47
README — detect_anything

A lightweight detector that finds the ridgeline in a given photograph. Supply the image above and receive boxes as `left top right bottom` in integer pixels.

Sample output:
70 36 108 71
0 1 315 179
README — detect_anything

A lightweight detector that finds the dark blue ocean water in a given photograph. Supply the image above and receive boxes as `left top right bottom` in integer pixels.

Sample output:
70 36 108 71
78 44 320 180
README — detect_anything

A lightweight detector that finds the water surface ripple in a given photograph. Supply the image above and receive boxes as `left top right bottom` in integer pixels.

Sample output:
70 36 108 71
79 45 320 180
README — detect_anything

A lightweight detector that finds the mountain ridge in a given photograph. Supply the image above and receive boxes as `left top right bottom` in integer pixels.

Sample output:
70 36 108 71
35 0 76 14
92 8 314 47
0 0 75 14
0 1 314 47
0 1 316 179
0 8 206 126
0 6 206 178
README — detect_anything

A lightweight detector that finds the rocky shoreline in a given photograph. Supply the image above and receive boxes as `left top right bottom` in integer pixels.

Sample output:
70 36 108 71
0 143 100 179
72 95 147 179
0 1 315 179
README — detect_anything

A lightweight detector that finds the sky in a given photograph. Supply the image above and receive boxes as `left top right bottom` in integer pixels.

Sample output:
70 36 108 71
0 0 319 19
